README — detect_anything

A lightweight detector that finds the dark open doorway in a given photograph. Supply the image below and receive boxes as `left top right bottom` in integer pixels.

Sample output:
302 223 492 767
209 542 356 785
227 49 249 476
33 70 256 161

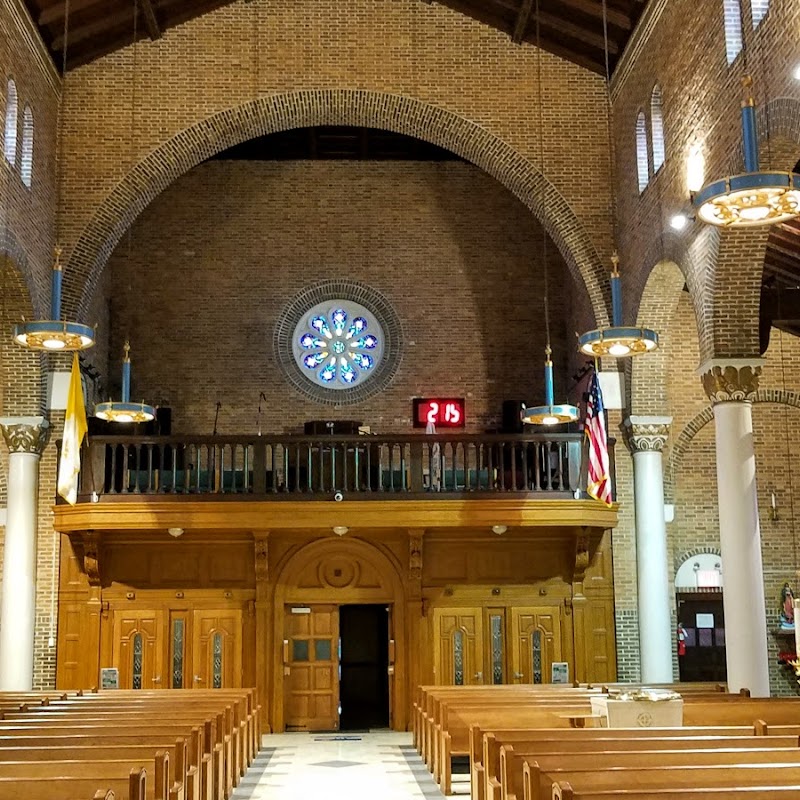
339 604 390 730
676 591 727 683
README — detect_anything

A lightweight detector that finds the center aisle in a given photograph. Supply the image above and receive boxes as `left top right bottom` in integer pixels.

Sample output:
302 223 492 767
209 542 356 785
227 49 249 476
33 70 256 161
232 731 450 799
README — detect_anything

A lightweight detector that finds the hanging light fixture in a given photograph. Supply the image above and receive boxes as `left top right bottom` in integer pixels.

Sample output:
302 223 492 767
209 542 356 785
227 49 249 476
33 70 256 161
95 341 155 423
694 76 800 227
13 1 94 352
577 0 658 359
522 0 578 428
578 253 659 358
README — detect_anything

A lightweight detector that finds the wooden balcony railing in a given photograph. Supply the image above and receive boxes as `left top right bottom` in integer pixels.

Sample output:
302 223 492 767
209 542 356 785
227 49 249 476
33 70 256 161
60 433 616 503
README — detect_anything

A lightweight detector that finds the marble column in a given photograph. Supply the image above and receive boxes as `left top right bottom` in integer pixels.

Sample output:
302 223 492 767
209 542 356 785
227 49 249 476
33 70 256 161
0 416 49 690
701 360 769 697
625 416 674 683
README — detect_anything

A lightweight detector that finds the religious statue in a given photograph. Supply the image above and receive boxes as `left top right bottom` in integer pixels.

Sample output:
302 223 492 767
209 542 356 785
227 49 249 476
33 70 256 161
780 582 795 630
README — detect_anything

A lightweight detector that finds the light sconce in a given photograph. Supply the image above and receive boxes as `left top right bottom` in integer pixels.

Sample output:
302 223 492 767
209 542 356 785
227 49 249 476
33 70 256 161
686 144 706 196
332 526 349 536
770 491 779 522
491 525 508 535
670 213 691 232
168 527 184 538
793 64 800 81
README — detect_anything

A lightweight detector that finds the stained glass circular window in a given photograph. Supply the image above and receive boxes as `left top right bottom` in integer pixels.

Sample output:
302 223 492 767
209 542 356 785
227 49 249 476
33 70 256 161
274 280 402 405
292 301 385 390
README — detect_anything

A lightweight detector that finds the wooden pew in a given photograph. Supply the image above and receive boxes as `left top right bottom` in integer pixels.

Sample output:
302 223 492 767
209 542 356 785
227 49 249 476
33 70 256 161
552 784 800 800
0 767 144 800
511 747 800 800
534 763 800 799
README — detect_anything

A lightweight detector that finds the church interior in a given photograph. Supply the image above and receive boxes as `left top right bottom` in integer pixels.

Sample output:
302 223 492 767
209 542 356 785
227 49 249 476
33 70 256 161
2 0 800 797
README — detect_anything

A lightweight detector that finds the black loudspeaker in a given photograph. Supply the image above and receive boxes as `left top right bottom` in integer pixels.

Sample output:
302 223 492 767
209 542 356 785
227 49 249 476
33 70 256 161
501 400 525 433
303 420 362 435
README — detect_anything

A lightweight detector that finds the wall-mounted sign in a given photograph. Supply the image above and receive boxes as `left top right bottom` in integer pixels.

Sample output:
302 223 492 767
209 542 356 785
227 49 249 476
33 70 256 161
100 667 119 689
413 398 466 428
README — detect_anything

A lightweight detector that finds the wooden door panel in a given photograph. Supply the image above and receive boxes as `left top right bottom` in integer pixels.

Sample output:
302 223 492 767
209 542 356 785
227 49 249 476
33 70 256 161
432 607 484 685
510 606 562 684
111 610 165 690
191 610 243 689
284 605 339 731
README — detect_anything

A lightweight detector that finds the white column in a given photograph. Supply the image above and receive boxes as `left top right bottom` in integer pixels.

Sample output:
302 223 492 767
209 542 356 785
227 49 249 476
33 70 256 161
701 360 770 697
625 416 674 683
0 416 49 690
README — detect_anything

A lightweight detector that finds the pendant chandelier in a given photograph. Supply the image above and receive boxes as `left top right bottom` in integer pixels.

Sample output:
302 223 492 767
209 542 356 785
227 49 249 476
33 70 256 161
13 1 94 352
95 341 155 424
694 76 800 227
577 0 658 359
522 0 578 428
578 253 658 358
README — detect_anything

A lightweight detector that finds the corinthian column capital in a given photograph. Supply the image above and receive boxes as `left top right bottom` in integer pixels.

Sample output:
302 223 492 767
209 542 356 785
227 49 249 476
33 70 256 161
699 359 764 405
624 415 671 453
0 416 50 456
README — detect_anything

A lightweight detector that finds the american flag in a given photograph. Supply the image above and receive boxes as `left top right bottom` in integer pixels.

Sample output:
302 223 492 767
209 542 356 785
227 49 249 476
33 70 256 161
585 370 612 506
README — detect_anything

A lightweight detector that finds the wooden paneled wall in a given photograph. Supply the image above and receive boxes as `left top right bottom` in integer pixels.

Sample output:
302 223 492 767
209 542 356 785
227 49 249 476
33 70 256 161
56 524 616 730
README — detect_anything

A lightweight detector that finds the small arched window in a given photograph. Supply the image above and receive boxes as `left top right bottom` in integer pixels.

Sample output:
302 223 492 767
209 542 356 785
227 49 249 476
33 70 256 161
3 78 18 166
635 111 649 193
751 0 769 27
650 85 665 173
722 0 743 64
20 105 33 187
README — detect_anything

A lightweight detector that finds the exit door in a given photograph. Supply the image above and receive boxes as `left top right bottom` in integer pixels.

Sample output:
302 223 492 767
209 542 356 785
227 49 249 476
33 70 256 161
284 605 340 731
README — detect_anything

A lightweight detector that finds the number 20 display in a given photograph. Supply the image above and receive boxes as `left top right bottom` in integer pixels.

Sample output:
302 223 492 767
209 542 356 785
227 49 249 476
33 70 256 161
412 398 466 428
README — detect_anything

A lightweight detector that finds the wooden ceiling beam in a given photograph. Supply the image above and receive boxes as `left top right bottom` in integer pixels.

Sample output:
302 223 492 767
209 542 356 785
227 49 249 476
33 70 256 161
38 0 105 27
555 0 631 30
52 8 135 50
140 0 162 39
512 0 534 44
533 9 618 54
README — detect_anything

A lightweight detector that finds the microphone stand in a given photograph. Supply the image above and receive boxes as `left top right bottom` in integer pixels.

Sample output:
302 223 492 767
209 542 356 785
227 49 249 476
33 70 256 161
210 401 221 491
257 392 267 437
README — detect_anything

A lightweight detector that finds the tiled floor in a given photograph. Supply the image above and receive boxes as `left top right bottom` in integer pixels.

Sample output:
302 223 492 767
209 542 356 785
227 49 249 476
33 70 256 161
231 731 459 799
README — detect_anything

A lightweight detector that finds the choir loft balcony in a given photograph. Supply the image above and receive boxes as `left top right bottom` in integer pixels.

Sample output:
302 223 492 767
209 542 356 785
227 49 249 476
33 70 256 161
53 432 618 534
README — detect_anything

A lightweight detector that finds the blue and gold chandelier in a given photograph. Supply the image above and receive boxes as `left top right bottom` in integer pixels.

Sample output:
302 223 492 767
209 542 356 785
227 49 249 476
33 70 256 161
95 342 155 424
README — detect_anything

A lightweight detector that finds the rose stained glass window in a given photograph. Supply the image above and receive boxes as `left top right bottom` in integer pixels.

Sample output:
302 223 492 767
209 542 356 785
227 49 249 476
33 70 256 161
292 302 384 390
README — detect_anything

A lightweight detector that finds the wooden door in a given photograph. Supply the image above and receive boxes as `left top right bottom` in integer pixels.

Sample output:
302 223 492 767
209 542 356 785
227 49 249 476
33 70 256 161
387 605 395 728
284 605 340 731
191 610 243 689
111 610 165 690
509 606 562 684
432 607 484 685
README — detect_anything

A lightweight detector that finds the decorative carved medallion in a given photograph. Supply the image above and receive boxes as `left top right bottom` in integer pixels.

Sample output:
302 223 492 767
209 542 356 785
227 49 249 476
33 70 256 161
254 535 269 582
574 532 590 583
409 530 424 582
0 417 50 455
624 416 671 453
82 531 101 587
700 360 763 405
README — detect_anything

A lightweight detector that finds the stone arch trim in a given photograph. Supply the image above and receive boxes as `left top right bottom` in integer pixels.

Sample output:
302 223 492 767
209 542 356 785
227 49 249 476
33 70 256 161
664 391 800 503
65 89 609 325
674 546 722 572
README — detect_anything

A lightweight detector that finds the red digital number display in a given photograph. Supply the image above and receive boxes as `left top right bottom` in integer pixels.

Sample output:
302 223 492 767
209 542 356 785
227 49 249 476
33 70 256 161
413 398 466 428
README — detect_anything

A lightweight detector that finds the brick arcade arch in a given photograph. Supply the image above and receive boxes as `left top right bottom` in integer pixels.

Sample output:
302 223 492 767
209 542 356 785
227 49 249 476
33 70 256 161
63 89 611 328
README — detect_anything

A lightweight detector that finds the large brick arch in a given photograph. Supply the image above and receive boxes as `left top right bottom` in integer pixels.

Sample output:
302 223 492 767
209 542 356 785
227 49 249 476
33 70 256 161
0 227 44 416
664 391 800 504
65 89 610 324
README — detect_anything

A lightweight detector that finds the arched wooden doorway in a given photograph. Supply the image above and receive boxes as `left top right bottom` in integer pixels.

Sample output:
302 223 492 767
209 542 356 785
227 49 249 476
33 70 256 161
270 537 406 732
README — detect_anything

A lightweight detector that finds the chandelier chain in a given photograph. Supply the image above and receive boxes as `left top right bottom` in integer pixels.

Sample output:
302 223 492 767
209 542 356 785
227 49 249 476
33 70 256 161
54 0 70 249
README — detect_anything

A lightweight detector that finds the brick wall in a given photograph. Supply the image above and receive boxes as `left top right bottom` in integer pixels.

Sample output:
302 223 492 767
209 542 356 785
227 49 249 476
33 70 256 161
56 0 614 330
105 159 575 434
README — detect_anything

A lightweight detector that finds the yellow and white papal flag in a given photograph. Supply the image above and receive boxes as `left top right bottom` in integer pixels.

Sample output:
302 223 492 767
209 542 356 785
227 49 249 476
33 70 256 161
57 353 88 505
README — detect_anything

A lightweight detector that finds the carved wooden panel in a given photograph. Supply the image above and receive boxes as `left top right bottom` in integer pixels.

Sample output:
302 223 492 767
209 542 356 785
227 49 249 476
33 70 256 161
424 538 569 585
584 530 613 588
586 597 616 683
103 541 254 588
56 603 87 688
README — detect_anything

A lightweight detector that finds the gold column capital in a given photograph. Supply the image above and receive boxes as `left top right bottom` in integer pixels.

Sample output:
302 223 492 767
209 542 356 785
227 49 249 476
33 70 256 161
699 359 764 405
623 415 671 453
0 416 50 456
